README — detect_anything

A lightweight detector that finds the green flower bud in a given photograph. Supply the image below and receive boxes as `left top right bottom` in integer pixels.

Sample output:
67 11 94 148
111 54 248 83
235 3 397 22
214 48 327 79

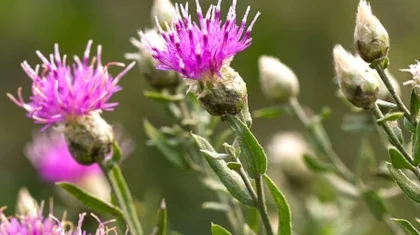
354 0 390 63
333 45 379 109
63 112 114 165
151 0 176 28
126 29 181 90
188 66 247 116
258 55 299 103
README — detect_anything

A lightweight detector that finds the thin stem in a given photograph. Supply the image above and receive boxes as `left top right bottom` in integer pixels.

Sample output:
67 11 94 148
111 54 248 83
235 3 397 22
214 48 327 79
371 102 420 179
289 97 355 182
255 175 274 235
372 63 412 124
100 163 143 235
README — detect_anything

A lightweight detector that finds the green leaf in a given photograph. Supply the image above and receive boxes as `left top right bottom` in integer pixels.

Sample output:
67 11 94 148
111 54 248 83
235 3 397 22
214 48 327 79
404 118 417 134
389 147 415 170
341 113 375 133
226 115 267 178
391 218 420 235
144 91 184 103
202 202 229 211
252 106 291 119
227 162 242 171
200 150 230 160
410 89 419 123
264 175 292 235
355 138 376 179
192 133 256 207
388 121 404 145
57 182 125 229
303 154 336 173
111 141 122 164
211 223 233 235
361 189 388 220
376 112 404 125
413 121 420 166
144 120 186 169
152 199 167 235
246 207 260 234
387 163 420 203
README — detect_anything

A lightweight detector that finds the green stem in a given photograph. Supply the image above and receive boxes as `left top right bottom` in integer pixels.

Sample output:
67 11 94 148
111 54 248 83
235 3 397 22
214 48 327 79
289 97 355 182
100 163 143 235
372 63 412 124
255 175 274 235
371 102 420 179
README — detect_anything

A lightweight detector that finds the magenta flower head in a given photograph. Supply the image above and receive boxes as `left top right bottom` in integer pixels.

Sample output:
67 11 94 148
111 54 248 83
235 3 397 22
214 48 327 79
142 0 260 116
8 41 135 165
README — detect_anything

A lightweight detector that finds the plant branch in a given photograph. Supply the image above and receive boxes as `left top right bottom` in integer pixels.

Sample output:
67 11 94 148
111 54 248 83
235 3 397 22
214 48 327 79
255 175 274 235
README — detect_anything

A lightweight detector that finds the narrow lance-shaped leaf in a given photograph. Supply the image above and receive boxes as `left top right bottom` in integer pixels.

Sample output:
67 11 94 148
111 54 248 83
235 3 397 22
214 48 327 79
303 154 336 173
144 120 186 169
391 218 420 235
410 89 419 123
211 223 233 235
388 147 415 171
413 121 420 166
387 163 420 203
57 182 125 229
226 115 267 179
376 112 404 125
192 133 256 207
264 175 292 235
252 106 292 119
361 189 388 220
152 199 167 235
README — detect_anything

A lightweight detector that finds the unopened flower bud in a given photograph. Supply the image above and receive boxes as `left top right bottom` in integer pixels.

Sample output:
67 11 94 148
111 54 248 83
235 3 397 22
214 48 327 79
151 0 176 28
267 132 312 185
16 188 38 217
401 61 420 98
63 112 114 165
189 66 247 116
333 45 379 109
258 56 299 103
126 29 181 90
354 0 390 63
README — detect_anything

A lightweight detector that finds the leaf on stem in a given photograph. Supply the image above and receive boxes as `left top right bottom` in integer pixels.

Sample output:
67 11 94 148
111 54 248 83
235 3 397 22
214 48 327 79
252 106 292 119
226 115 267 179
264 174 292 235
376 112 404 125
410 89 419 124
303 154 336 173
413 121 420 166
389 147 415 171
211 223 233 235
387 163 420 203
361 189 388 220
152 199 167 235
144 120 186 169
391 218 420 235
192 133 256 207
57 182 125 227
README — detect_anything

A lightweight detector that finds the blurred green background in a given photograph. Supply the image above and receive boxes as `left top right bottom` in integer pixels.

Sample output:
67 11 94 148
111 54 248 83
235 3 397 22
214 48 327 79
1 0 420 234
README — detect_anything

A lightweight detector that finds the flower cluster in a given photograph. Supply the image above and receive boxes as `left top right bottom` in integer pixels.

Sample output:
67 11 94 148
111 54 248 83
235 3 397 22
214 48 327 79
142 0 260 80
8 40 135 128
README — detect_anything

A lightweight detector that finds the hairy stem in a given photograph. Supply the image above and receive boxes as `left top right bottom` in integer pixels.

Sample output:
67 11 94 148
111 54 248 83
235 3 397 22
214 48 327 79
372 63 412 124
255 175 274 235
99 163 143 235
289 97 355 182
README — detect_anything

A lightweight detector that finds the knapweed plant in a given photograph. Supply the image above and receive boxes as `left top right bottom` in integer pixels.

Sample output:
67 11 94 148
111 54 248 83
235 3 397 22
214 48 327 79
5 0 420 234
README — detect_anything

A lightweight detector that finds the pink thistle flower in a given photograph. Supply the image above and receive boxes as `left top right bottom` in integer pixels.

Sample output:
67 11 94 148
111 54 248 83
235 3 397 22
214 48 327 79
7 40 135 129
142 0 260 80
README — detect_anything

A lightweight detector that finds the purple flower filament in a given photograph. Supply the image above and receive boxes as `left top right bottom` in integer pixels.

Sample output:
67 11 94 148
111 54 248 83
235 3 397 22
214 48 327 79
8 41 135 129
142 0 260 80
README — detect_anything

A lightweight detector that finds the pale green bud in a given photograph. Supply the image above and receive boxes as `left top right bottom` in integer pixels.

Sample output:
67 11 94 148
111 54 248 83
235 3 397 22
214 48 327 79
354 0 390 63
333 45 379 109
258 55 299 103
64 112 114 165
151 0 175 28
267 132 312 185
188 66 247 116
126 29 181 90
